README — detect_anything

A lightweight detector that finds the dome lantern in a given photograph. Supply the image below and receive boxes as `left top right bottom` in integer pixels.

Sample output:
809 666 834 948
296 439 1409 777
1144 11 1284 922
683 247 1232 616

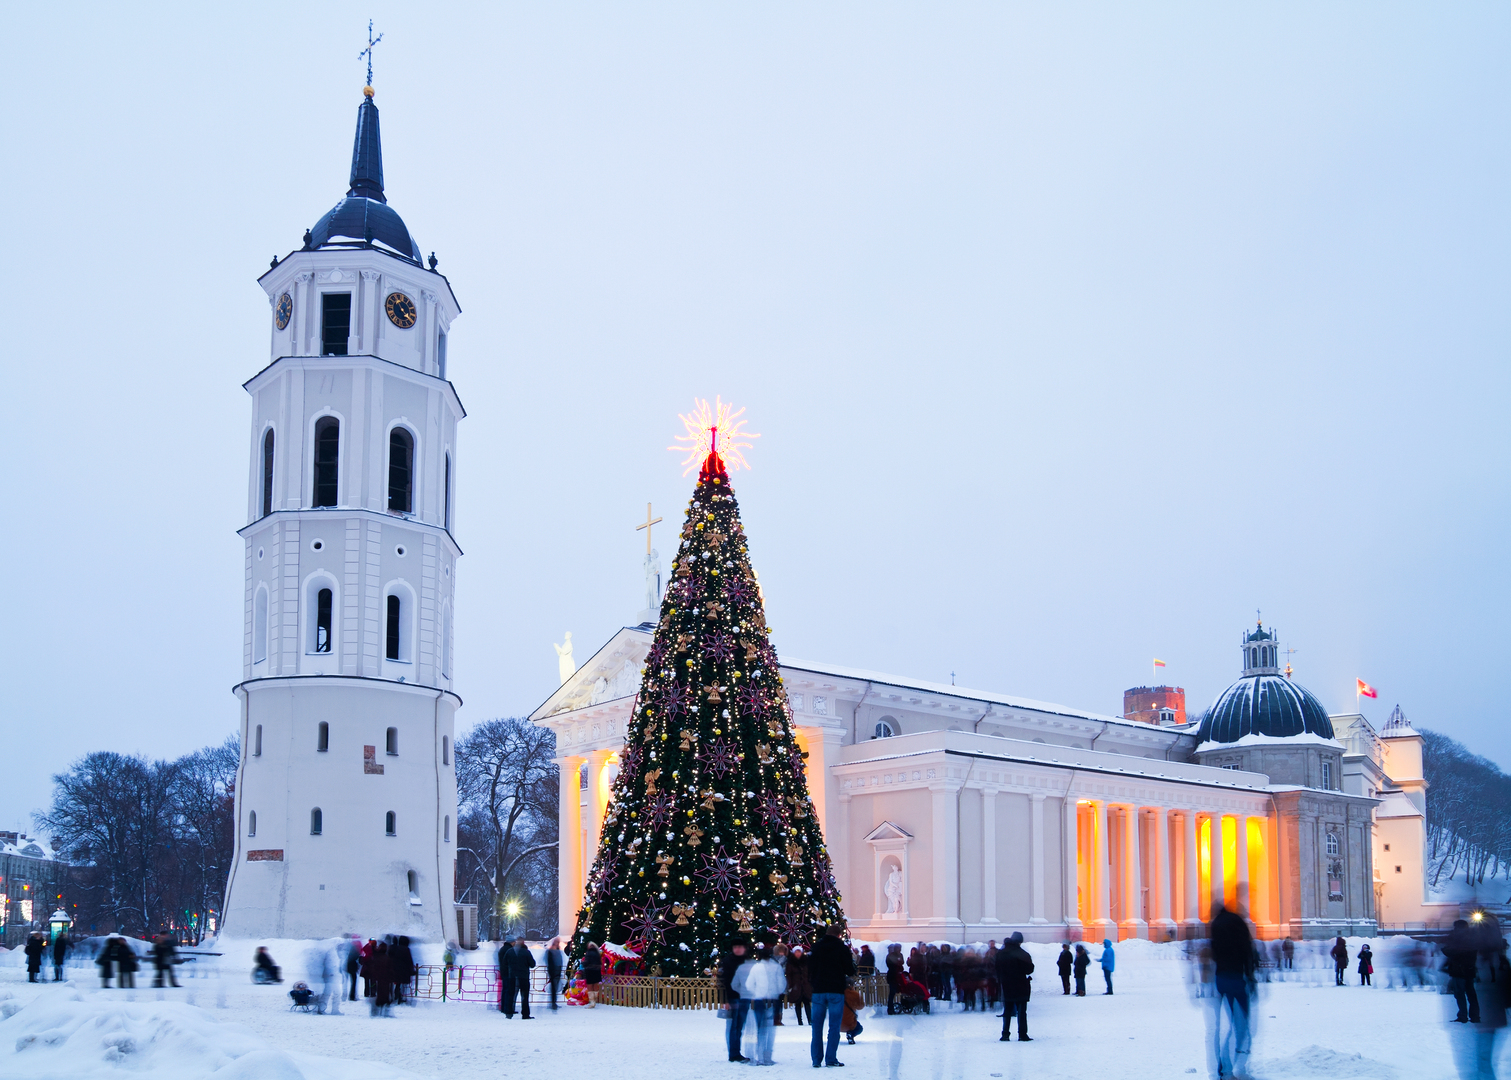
1241 616 1281 677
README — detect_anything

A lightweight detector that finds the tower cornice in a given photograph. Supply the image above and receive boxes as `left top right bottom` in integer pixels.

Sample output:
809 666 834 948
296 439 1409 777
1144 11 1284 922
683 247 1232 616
237 507 463 556
259 245 461 317
242 352 467 418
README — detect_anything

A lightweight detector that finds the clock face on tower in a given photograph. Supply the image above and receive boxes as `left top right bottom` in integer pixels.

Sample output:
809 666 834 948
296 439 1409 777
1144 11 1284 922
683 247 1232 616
385 292 417 329
275 292 292 330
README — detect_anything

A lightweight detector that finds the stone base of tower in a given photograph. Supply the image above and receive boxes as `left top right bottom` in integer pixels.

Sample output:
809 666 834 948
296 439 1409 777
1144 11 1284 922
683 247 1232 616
221 677 460 942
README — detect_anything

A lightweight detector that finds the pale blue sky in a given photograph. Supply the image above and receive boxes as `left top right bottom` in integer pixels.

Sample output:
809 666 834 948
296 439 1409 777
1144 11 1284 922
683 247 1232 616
2 4 1507 828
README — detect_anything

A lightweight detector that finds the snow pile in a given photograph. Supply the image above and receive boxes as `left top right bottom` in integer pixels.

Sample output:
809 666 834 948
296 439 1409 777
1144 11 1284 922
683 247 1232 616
0 985 423 1080
1256 1044 1400 1079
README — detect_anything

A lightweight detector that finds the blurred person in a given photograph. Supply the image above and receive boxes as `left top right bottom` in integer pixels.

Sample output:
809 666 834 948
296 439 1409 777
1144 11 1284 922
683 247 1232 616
253 946 280 985
996 932 1034 1042
390 936 416 1006
1450 918 1507 1080
809 924 856 1068
1100 939 1116 995
1358 944 1374 987
1073 944 1091 997
344 936 361 1001
719 940 751 1062
51 931 69 982
152 933 180 988
857 943 876 977
499 937 535 1018
360 937 377 997
1331 937 1349 986
1208 901 1257 1080
367 942 393 1017
984 940 1001 1008
734 942 786 1065
1281 937 1294 971
956 947 982 1010
545 937 565 1010
116 939 139 988
581 941 603 1006
1445 920 1482 1024
772 942 789 1025
885 942 905 1013
1056 943 1073 995
96 935 118 988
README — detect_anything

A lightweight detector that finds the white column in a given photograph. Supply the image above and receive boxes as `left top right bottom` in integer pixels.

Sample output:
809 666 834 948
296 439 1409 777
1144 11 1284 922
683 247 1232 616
1063 797 1082 929
1153 808 1175 937
981 789 999 923
1210 813 1226 915
1183 810 1201 931
1121 806 1146 938
1095 802 1113 933
1030 793 1047 924
1235 814 1251 916
930 783 963 928
587 748 611 858
558 755 584 934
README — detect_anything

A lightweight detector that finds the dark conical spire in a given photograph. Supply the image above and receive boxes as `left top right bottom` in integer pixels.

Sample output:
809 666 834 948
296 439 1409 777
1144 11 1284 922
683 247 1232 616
348 91 386 203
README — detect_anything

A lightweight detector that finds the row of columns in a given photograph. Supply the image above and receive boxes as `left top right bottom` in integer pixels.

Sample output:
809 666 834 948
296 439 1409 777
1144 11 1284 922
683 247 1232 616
1075 800 1276 937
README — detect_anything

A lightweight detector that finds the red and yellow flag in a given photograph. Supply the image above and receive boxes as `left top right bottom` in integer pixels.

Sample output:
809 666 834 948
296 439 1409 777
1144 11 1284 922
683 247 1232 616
1153 659 1166 669
1357 678 1378 699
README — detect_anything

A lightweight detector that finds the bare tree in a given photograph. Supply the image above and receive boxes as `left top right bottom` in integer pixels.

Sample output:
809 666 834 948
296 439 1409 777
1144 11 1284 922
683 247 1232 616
455 718 559 938
170 736 239 943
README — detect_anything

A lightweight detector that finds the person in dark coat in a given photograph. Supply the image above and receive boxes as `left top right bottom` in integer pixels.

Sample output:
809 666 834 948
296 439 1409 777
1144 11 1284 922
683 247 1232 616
24 932 45 982
96 936 117 987
785 945 813 1025
253 946 279 984
117 939 139 988
885 943 905 1014
545 938 565 1010
367 943 393 1016
857 944 876 977
152 934 180 988
1357 944 1373 986
808 924 856 1068
1443 919 1481 1023
498 938 536 1017
390 936 415 1005
51 932 69 982
984 941 1001 1007
1330 936 1349 986
938 943 955 1003
995 932 1034 1041
1209 903 1257 1080
1056 943 1073 995
1072 944 1090 996
581 942 604 1007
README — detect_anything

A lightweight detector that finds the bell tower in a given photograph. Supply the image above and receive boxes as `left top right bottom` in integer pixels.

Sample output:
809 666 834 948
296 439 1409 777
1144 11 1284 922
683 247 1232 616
221 86 464 941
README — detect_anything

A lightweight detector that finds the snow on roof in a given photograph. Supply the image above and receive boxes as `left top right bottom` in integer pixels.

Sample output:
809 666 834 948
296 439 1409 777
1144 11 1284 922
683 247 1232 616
1196 731 1343 754
781 657 1146 730
1375 791 1424 819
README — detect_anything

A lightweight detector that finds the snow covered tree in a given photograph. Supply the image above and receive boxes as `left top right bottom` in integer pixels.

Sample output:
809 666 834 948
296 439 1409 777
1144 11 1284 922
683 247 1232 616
571 401 845 976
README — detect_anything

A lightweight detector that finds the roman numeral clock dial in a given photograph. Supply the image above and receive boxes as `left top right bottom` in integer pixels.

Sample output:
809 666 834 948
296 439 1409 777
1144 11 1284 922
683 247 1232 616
385 291 417 329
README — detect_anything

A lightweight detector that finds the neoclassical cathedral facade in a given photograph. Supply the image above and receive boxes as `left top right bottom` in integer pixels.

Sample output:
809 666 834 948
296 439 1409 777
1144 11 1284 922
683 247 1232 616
537 621 1437 942
221 88 462 941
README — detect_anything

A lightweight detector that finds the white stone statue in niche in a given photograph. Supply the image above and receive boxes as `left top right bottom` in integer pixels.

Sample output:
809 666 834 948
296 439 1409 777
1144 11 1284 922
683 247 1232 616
884 866 904 914
554 632 576 685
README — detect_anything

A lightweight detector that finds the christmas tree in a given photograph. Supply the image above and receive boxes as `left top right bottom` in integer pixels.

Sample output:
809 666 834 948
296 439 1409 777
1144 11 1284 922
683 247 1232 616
570 400 846 976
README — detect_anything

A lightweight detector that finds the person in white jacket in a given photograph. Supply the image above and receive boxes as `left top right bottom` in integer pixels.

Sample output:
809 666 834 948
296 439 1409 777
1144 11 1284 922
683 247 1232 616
733 943 788 1066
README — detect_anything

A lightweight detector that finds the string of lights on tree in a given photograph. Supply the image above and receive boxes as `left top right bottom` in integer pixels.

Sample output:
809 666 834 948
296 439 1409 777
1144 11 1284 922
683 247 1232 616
570 399 846 977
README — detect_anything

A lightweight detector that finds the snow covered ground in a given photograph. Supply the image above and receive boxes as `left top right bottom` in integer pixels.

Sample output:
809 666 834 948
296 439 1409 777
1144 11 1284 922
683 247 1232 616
0 936 1499 1080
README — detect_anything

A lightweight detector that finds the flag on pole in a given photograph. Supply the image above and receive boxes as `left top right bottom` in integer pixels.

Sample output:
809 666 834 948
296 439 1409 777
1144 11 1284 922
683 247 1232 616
1153 659 1167 668
1357 678 1378 699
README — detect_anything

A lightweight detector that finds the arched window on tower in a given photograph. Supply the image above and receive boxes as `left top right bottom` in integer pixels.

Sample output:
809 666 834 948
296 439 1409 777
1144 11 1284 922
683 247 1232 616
387 428 413 514
317 721 329 752
386 727 398 756
310 808 323 836
313 588 333 653
313 417 340 507
253 587 269 665
386 811 397 836
443 453 452 530
321 292 351 356
443 815 450 842
385 593 411 662
438 332 447 380
248 810 257 837
407 869 419 896
442 735 450 766
261 428 275 517
254 724 263 756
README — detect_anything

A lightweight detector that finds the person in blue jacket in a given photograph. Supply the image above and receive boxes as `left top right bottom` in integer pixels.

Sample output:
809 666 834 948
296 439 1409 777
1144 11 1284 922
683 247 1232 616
1099 939 1116 995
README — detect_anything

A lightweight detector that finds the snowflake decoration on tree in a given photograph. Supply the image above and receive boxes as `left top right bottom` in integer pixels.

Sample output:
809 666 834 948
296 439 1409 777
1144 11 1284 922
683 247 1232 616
771 906 813 947
625 900 669 947
757 792 788 828
696 846 744 900
704 632 734 663
645 642 667 670
644 793 676 830
723 576 754 605
697 738 740 778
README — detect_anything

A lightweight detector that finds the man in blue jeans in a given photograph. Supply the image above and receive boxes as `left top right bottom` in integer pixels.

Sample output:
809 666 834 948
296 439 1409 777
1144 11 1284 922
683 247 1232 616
808 924 856 1067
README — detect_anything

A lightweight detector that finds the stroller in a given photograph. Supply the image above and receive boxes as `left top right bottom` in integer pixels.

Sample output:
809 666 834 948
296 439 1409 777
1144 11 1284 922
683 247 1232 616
896 974 931 1015
288 981 315 1011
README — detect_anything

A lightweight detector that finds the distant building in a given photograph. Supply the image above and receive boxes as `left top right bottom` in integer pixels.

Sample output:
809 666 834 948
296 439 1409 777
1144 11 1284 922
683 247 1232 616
1124 685 1186 726
0 833 69 948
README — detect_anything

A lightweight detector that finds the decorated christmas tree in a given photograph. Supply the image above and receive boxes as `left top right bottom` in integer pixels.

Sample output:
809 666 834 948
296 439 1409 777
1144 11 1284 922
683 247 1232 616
570 400 846 976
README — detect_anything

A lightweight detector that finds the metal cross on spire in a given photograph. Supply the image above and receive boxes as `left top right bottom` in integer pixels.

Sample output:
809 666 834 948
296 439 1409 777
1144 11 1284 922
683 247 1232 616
636 503 663 556
359 20 384 89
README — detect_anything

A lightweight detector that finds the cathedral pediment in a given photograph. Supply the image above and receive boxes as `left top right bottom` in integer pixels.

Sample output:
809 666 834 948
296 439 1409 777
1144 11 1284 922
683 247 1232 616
863 821 913 843
531 626 653 719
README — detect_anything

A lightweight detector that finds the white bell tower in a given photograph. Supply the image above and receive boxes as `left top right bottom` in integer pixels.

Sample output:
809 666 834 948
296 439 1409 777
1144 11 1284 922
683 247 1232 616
221 86 464 941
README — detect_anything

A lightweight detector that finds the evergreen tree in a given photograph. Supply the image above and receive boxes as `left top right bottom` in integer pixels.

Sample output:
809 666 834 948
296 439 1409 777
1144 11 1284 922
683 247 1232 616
571 422 844 976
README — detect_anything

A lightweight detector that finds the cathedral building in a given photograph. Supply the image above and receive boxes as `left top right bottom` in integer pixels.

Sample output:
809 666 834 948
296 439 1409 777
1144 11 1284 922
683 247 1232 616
221 88 463 941
537 619 1432 942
